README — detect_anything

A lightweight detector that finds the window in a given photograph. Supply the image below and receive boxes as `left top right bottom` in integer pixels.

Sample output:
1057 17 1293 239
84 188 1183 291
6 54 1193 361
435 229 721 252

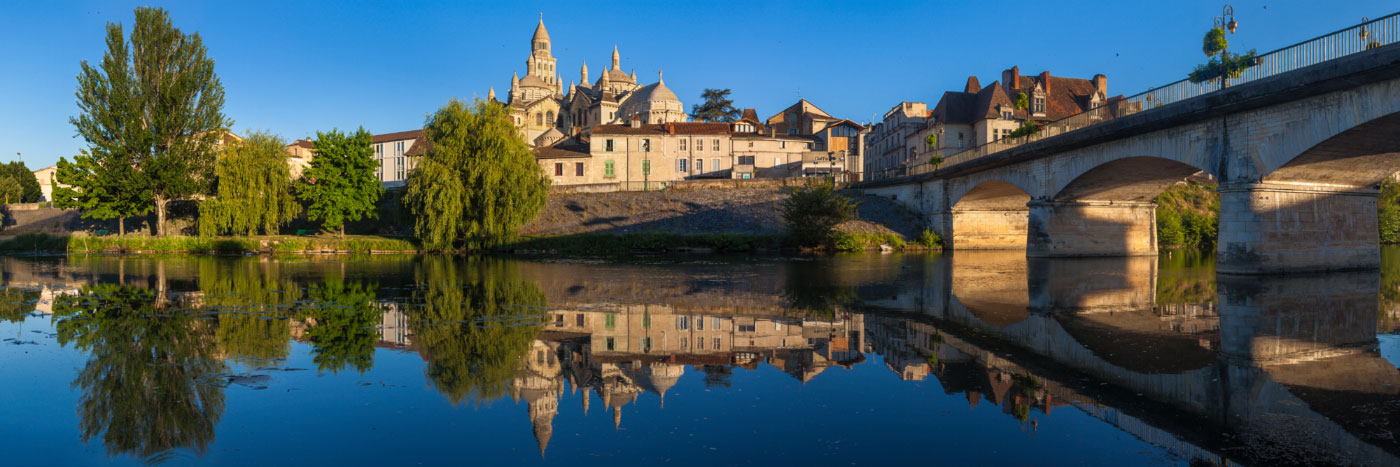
606 337 615 351
1033 96 1046 114
395 141 405 156
696 158 704 172
605 139 615 152
641 139 651 152
698 338 705 349
642 337 653 352
555 314 564 326
676 316 689 330
546 111 554 124
554 163 563 176
395 157 405 180
780 141 786 149
604 160 615 178
712 158 719 171
575 162 584 176
536 113 543 125
605 313 616 329
680 337 688 349
713 337 721 349
1001 111 1013 120
696 138 703 152
713 318 721 330
576 313 584 326
679 139 687 151
712 139 719 151
738 155 755 165
374 144 383 158
696 316 704 330
787 128 797 135
773 157 781 167
739 324 757 332
677 158 688 172
642 159 651 175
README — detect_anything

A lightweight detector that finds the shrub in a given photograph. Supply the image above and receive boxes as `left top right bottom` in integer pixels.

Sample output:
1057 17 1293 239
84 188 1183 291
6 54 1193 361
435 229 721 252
1381 179 1400 243
917 229 943 249
781 182 857 247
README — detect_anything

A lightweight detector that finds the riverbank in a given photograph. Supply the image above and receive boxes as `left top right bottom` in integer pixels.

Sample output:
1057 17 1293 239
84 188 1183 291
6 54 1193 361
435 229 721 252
0 233 418 254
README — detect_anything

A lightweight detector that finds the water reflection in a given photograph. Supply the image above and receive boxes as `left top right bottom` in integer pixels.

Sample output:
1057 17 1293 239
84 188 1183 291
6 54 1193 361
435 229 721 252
0 252 1396 465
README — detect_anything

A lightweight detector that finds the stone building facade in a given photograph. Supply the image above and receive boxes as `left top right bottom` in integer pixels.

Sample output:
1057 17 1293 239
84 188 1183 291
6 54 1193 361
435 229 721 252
864 102 927 177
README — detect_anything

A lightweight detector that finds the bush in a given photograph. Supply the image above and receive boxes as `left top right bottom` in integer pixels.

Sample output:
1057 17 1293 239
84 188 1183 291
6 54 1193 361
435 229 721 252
1381 179 1400 243
1155 183 1218 250
916 230 943 249
827 232 904 252
781 182 857 247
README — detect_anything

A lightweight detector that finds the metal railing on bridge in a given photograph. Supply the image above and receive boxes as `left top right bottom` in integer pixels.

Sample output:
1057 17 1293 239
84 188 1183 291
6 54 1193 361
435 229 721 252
865 12 1400 182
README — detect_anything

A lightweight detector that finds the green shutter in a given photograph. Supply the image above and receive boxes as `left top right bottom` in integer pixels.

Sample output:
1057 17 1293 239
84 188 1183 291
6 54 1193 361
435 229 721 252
642 159 651 175
604 160 615 178
605 313 615 329
642 312 650 329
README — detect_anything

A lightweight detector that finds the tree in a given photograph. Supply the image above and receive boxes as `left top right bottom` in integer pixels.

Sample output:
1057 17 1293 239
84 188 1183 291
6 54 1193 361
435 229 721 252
781 181 858 247
404 99 549 251
1188 27 1257 86
0 162 41 202
71 7 230 237
296 128 382 237
1379 178 1400 243
1014 92 1029 112
198 131 300 236
925 134 943 169
53 150 149 236
689 88 740 122
0 176 20 204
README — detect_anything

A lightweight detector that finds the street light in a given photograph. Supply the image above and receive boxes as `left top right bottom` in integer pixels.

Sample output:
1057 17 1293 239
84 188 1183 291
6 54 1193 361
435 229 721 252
1213 5 1239 89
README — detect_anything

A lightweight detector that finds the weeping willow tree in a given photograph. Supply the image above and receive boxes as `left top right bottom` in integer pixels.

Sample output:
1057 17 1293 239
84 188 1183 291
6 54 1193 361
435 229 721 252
200 259 300 364
404 99 549 251
199 131 300 236
51 284 226 463
409 256 547 404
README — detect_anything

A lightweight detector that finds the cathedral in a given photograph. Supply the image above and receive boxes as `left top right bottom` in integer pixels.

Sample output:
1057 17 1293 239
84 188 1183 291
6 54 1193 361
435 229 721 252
492 17 687 146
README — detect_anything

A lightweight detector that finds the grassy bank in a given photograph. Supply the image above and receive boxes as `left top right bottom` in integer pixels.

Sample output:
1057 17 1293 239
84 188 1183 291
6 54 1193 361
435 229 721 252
1155 183 1219 250
505 230 942 254
0 233 417 254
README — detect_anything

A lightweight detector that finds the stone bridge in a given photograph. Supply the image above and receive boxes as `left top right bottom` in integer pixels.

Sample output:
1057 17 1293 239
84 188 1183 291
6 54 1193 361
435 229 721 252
857 44 1400 273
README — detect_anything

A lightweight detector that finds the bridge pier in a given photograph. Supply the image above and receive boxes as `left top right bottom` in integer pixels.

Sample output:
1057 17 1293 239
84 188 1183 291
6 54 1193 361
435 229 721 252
1026 201 1158 257
1216 182 1379 274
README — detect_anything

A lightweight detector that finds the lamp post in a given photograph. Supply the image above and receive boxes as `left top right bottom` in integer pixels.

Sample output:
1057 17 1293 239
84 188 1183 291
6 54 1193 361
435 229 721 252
1214 5 1238 89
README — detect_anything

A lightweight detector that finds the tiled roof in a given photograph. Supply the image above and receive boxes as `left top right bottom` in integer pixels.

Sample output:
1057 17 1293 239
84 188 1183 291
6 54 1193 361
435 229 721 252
534 143 590 159
1007 72 1102 121
289 139 315 149
931 91 979 124
972 80 1015 120
373 129 421 143
591 122 731 136
406 138 430 156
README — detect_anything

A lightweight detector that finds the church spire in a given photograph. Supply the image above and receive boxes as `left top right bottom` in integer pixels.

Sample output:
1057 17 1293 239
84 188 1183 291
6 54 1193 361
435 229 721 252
580 61 589 84
630 69 636 82
657 69 664 86
488 86 496 100
532 13 550 48
611 45 620 70
511 71 519 90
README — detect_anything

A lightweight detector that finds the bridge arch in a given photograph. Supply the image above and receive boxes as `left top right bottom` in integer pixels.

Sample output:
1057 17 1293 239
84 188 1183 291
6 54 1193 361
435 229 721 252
1264 112 1400 188
947 180 1032 250
1050 156 1212 202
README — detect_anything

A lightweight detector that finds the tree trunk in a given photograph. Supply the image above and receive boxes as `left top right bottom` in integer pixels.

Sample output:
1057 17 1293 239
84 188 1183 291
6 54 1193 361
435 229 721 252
340 224 345 239
154 195 168 237
118 217 125 236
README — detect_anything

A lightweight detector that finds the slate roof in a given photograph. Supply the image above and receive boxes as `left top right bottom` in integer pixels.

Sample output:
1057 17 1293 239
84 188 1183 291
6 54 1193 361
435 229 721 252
373 130 422 143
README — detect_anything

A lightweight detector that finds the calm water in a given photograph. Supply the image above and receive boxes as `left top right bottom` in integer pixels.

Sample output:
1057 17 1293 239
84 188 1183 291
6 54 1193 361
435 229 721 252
1 250 1398 466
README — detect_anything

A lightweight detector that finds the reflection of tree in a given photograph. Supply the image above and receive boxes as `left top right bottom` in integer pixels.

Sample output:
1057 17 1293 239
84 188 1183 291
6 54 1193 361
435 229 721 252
301 277 380 374
781 262 857 318
51 284 226 463
1156 250 1217 306
409 256 546 405
701 365 734 388
1381 248 1400 332
0 287 39 323
199 260 300 364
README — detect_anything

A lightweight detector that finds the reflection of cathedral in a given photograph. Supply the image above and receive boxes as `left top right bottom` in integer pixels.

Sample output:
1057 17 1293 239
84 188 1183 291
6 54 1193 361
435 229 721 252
493 17 686 146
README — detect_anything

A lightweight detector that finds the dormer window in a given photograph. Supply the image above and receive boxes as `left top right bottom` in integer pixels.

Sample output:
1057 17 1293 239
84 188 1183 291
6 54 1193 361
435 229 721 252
1032 89 1047 115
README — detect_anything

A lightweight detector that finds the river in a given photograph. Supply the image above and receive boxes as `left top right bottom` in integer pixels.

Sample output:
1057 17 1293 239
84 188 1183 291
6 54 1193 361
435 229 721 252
1 250 1398 466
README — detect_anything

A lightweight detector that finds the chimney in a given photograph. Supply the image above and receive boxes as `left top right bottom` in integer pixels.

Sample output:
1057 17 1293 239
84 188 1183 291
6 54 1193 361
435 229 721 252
665 122 675 134
1092 74 1107 96
1002 66 1020 91
963 76 981 93
630 115 641 128
1040 71 1051 94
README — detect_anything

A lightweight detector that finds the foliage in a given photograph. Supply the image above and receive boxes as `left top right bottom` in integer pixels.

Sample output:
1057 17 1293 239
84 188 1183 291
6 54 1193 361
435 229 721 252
0 287 41 323
61 234 416 254
917 229 943 249
1203 27 1229 56
199 260 299 364
300 277 381 374
71 7 230 237
1188 49 1258 84
1006 120 1041 139
781 260 858 317
781 182 857 247
0 233 71 251
689 88 741 123
828 231 905 252
506 232 781 253
199 131 300 236
51 284 226 462
409 256 546 405
53 150 149 235
1380 178 1400 243
404 99 549 251
0 162 41 202
297 128 382 236
1155 183 1220 250
1014 92 1029 111
925 133 938 150
0 176 21 204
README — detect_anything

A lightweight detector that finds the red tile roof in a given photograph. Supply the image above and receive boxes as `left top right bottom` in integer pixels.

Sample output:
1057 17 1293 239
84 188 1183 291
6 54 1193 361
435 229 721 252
591 122 731 136
372 129 422 143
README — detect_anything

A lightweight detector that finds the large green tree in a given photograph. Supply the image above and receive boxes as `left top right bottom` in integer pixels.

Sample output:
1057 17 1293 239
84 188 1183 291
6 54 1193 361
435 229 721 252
781 182 857 247
198 131 300 236
0 162 41 202
53 150 149 235
404 99 549 251
71 7 230 237
689 88 740 122
296 128 382 236
0 176 21 204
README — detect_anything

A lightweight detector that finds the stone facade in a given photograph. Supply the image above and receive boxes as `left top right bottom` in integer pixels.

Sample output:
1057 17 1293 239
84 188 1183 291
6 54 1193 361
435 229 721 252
864 102 926 176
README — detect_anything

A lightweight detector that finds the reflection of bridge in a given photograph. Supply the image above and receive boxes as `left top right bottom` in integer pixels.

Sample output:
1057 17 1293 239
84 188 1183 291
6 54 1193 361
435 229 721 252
859 22 1400 274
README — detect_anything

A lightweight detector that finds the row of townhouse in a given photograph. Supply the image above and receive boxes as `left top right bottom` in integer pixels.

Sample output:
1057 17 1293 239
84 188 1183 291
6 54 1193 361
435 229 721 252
864 66 1116 179
285 129 423 188
533 99 869 188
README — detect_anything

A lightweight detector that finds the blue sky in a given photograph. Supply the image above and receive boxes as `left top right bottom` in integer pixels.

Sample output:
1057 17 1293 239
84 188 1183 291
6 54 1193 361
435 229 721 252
1 0 1394 169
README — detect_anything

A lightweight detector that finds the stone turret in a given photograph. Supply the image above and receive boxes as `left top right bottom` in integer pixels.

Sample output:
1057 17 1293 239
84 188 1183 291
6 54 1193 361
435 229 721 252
611 45 620 70
580 61 589 84
488 86 496 101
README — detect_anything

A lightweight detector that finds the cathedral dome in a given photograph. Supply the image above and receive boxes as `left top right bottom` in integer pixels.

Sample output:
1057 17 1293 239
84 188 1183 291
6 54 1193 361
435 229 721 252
630 81 679 105
519 74 550 89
